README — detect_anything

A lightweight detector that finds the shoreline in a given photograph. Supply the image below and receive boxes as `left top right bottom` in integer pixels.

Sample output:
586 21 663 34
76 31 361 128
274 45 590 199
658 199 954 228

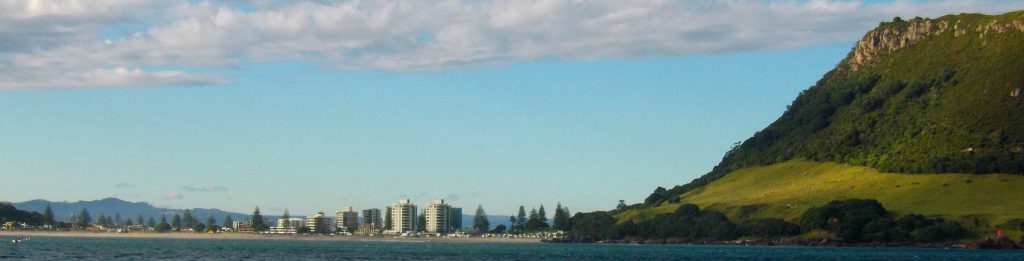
0 231 541 244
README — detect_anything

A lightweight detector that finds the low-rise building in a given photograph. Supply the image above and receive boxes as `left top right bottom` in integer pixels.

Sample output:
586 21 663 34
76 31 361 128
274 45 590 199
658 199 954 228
233 220 253 232
306 211 332 234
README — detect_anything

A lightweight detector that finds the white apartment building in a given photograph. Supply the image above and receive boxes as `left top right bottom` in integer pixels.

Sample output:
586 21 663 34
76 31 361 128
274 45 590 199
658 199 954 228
425 199 452 233
306 211 332 234
389 199 417 233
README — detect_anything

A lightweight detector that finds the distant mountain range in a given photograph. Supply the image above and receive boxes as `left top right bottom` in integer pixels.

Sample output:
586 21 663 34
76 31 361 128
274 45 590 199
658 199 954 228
12 198 254 224
9 197 515 230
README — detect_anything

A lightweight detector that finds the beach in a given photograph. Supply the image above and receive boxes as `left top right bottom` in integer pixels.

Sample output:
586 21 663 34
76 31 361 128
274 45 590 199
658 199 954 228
0 231 541 243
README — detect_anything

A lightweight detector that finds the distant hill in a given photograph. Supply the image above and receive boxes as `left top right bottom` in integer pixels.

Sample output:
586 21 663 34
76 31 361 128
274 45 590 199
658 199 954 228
0 203 44 226
12 198 254 224
649 10 1024 205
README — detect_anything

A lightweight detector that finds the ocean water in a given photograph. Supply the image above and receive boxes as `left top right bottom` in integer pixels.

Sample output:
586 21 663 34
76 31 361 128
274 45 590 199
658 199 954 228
2 236 1023 260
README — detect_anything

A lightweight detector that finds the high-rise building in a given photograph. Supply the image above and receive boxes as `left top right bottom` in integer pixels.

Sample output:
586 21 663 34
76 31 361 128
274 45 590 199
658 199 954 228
389 199 417 233
336 207 359 233
448 207 463 232
306 211 332 234
425 199 452 233
362 208 383 227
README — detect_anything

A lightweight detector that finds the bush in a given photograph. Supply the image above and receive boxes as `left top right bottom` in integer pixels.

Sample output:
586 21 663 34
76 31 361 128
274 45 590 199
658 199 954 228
740 218 801 238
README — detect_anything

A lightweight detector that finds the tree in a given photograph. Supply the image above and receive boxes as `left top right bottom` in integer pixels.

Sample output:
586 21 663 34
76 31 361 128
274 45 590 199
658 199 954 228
43 203 54 226
137 215 144 227
114 213 122 226
281 209 291 228
155 215 170 232
491 224 507 234
97 214 107 227
526 208 540 231
384 207 393 230
223 215 234 229
172 213 182 231
416 210 427 232
182 209 194 230
125 219 134 226
76 208 91 228
616 200 627 210
207 215 216 227
538 205 549 229
473 205 490 233
553 202 570 231
515 206 527 231
251 207 268 232
147 217 156 228
508 216 516 233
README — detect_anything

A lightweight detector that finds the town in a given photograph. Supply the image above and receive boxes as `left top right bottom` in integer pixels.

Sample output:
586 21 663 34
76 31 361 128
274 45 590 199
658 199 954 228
1 198 573 240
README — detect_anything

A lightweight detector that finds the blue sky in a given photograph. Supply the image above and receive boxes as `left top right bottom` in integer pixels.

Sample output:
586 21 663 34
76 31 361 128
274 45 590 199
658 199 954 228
1 0 1022 216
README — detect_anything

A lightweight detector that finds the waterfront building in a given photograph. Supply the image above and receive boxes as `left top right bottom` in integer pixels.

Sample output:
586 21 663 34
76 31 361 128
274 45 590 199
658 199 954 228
448 207 463 232
306 211 332 234
356 223 381 236
233 220 253 232
336 207 359 233
362 208 383 227
389 199 417 233
425 199 452 233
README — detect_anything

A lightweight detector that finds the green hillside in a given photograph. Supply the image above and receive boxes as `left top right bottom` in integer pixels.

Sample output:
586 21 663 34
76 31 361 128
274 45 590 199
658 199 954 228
619 160 1024 236
651 11 1024 205
581 11 1024 243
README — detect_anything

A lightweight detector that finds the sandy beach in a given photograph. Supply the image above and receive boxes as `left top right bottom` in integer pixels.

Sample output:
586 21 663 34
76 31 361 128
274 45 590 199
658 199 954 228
0 231 542 243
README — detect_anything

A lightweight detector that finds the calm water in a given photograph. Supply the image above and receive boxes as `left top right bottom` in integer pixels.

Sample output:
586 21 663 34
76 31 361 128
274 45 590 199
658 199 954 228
2 236 1023 260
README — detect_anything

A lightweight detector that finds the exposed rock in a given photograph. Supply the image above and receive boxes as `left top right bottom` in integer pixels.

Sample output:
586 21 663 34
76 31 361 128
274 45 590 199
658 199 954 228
848 17 1023 71
965 236 1020 249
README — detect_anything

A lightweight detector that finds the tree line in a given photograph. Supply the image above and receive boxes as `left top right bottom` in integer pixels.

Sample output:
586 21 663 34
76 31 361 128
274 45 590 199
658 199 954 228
565 199 968 244
56 204 235 233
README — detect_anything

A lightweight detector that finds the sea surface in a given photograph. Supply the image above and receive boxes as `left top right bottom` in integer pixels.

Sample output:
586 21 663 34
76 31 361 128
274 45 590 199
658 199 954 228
2 236 1023 260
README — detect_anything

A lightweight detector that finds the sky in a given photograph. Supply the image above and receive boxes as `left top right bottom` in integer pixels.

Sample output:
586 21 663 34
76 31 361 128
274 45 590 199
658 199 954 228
1 0 1023 216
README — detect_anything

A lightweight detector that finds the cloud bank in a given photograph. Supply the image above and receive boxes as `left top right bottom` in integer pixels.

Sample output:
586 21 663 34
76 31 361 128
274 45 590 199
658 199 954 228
2 0 1022 89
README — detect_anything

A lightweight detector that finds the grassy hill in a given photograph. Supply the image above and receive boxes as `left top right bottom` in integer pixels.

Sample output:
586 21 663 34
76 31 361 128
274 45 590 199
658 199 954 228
651 11 1024 204
619 160 1024 237
572 11 1024 243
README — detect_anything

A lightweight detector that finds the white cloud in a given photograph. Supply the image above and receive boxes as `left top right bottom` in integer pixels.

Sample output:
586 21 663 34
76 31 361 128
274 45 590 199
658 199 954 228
1 0 1023 89
181 185 229 192
164 191 184 200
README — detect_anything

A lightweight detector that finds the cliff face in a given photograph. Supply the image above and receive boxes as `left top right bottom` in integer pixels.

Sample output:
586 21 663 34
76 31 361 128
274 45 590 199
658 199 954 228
848 14 1024 71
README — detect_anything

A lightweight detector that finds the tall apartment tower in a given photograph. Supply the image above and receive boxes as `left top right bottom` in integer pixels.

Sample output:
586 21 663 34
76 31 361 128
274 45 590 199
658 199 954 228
424 199 452 233
448 207 463 232
362 208 383 227
336 207 359 233
390 199 417 233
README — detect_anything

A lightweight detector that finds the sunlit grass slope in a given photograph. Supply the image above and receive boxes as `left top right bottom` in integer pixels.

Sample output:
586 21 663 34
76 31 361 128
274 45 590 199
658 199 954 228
619 160 1024 231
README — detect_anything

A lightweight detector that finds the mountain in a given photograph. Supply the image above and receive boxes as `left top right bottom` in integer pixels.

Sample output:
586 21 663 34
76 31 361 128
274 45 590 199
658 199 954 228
0 203 44 226
12 198 254 224
608 11 1024 238
645 11 1024 206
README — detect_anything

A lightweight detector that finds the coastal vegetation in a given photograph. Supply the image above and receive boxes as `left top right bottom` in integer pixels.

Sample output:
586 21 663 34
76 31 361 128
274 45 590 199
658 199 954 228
565 199 973 245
